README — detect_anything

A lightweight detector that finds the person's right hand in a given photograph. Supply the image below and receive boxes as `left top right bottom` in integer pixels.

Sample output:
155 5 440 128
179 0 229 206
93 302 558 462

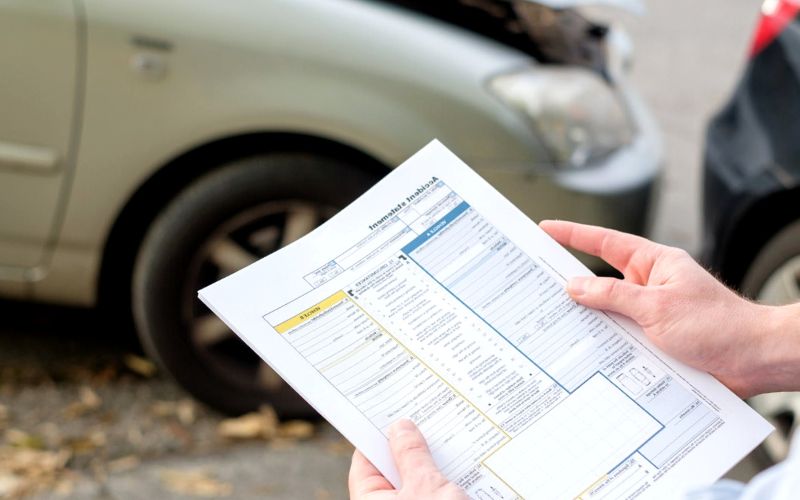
540 220 800 398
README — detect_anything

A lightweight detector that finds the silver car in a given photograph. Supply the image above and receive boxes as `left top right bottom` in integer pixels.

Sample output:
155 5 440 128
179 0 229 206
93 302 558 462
0 0 660 415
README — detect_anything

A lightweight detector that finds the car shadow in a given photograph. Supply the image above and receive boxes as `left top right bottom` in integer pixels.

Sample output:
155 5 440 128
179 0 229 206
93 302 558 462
0 299 141 384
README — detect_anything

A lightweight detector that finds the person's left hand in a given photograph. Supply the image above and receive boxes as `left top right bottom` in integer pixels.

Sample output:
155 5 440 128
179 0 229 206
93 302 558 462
348 419 467 500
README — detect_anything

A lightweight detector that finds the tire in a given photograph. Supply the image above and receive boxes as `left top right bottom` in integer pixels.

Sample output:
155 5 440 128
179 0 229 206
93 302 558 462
132 153 380 416
741 219 800 464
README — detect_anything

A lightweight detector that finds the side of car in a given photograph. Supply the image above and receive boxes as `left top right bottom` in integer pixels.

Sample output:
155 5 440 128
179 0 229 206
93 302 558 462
0 0 660 415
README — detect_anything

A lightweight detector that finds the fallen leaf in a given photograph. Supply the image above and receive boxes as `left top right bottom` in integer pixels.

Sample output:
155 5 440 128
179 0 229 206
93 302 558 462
123 354 158 378
160 469 233 497
217 414 264 440
0 404 7 430
0 447 69 471
277 420 315 440
64 431 106 455
79 386 102 409
176 399 196 426
90 364 119 385
0 447 71 498
217 406 278 441
107 455 140 473
150 400 175 418
5 429 45 450
63 386 103 418
150 398 196 425
0 473 23 497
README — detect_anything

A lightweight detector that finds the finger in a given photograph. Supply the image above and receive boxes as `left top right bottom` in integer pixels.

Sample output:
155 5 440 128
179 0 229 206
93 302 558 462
349 450 394 496
567 276 647 318
539 220 658 278
388 419 441 485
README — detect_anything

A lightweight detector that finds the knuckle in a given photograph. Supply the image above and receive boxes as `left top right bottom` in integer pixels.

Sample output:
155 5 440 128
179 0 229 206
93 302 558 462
669 247 691 261
396 435 426 456
603 278 622 299
648 287 670 311
404 453 431 470
409 470 447 490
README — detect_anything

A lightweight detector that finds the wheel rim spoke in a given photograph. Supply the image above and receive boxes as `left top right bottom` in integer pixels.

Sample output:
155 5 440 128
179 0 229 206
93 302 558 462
248 226 280 253
257 362 285 390
185 200 332 396
757 256 800 305
208 237 259 276
281 206 318 247
193 314 234 346
780 258 800 299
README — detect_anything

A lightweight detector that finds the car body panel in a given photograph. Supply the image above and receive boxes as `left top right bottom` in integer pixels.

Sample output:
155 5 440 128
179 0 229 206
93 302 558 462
0 0 661 305
702 13 800 281
0 0 80 276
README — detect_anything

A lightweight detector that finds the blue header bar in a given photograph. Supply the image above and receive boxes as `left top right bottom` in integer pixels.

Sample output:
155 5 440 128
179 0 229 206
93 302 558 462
402 201 470 254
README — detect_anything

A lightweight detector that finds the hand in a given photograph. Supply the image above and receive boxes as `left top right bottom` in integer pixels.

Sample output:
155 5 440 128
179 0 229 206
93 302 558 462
539 220 800 398
349 419 467 500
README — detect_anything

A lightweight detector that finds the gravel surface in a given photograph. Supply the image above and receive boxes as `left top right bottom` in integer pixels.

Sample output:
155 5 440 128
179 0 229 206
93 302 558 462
0 303 352 499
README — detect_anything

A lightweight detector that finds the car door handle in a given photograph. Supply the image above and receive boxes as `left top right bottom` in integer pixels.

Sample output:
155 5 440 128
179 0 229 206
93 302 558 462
0 140 59 173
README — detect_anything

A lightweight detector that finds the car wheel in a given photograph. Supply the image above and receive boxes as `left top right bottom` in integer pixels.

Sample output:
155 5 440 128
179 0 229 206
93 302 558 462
741 219 800 463
132 153 380 416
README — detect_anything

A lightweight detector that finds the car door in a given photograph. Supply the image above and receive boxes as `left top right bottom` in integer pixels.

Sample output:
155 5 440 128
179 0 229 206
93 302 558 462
0 0 81 277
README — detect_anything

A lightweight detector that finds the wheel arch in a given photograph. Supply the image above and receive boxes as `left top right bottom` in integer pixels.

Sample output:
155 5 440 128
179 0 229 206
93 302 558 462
96 131 391 314
716 186 800 290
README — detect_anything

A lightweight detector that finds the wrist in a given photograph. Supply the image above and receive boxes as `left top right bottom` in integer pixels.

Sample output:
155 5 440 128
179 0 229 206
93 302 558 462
741 302 800 396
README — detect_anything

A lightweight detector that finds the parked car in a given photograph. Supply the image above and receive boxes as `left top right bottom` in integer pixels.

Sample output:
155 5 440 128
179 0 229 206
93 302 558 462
702 0 800 463
0 0 659 416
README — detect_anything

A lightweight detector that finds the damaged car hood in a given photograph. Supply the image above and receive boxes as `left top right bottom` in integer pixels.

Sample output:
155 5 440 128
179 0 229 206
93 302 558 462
528 0 644 15
374 0 643 70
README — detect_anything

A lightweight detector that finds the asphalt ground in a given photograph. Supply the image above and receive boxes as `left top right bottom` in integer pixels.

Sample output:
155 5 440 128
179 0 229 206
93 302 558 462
0 1 771 499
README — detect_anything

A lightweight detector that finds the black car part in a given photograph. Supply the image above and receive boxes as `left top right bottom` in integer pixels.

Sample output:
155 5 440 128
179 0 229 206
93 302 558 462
373 0 610 74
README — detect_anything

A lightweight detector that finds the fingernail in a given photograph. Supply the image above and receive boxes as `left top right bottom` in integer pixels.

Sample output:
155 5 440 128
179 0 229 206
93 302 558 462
567 277 586 296
390 419 415 438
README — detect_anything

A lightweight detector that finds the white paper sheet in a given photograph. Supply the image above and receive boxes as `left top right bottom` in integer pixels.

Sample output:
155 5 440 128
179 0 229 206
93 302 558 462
199 140 772 500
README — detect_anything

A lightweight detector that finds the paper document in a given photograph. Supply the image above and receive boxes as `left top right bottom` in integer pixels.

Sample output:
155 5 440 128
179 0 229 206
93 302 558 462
200 140 772 499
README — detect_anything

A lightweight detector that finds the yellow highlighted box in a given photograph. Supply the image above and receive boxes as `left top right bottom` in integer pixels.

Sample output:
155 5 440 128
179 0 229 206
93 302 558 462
274 290 348 333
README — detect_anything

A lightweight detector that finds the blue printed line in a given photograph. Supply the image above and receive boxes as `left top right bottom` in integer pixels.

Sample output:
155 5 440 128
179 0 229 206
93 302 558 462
597 372 665 426
401 206 568 395
637 450 660 470
404 198 667 474
401 201 470 254
406 249 569 396
443 247 498 289
589 372 664 473
609 429 663 474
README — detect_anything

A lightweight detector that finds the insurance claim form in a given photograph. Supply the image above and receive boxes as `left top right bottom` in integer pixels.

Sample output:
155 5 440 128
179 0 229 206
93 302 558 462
200 140 772 500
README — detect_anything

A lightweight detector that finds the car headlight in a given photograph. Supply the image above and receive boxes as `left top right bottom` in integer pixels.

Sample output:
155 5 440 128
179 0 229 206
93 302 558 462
489 67 635 168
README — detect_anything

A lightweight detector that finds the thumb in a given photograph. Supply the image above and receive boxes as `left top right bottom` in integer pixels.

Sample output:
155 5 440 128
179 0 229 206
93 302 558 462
567 276 645 318
388 419 442 486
